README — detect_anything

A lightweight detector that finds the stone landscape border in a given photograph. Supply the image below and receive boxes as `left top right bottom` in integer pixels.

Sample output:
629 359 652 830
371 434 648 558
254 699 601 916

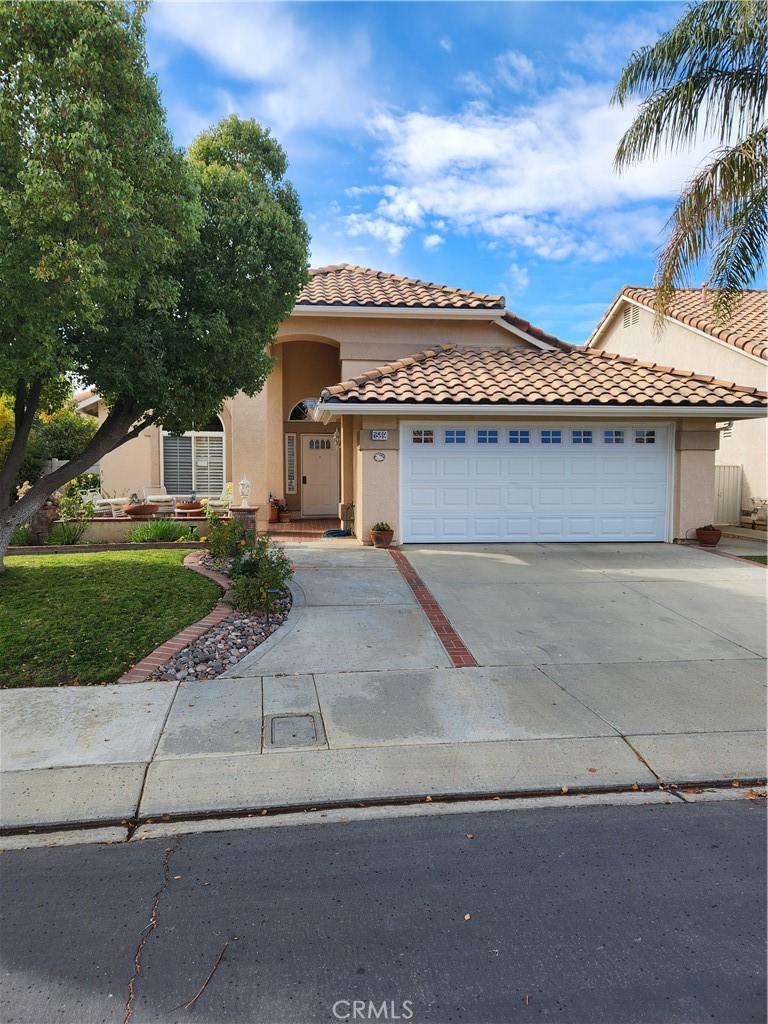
117 553 233 683
388 549 478 668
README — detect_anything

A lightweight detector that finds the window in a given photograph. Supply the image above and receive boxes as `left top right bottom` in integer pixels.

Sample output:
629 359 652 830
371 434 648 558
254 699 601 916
308 438 332 450
508 429 530 444
477 429 498 444
603 429 624 444
571 429 593 444
444 429 466 444
162 418 224 496
634 429 656 445
285 434 297 494
541 429 561 444
412 429 434 444
288 398 318 422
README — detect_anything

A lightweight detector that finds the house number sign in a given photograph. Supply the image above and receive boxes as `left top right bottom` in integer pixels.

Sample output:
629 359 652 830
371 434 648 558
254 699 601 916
371 430 389 441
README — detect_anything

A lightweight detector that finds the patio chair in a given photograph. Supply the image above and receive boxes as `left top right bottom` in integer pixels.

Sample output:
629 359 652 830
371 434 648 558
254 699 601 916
143 489 176 518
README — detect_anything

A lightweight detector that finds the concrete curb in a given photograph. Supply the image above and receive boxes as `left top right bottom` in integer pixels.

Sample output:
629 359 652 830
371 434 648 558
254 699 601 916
8 542 206 554
116 553 233 683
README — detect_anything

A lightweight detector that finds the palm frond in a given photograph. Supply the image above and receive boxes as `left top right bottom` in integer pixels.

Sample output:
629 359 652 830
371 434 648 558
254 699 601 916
653 126 767 321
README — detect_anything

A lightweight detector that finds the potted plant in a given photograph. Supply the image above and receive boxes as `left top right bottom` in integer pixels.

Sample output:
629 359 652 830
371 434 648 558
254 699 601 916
269 494 281 524
176 491 203 512
123 494 159 518
370 521 394 548
695 524 722 547
278 502 292 524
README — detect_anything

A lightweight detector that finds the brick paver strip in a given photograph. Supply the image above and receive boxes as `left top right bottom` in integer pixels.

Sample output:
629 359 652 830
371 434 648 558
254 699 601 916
116 553 233 683
388 548 478 669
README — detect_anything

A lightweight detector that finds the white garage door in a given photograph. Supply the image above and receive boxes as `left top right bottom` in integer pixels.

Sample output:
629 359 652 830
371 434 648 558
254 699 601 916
401 421 671 543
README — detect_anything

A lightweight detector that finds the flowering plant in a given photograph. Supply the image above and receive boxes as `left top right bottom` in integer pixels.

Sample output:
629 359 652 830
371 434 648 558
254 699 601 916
230 535 295 612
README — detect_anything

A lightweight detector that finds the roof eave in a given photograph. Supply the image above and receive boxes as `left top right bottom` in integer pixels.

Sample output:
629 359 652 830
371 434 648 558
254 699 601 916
290 304 504 319
314 400 766 422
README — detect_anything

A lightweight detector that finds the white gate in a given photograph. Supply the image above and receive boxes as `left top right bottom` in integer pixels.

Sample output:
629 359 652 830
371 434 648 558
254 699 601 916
714 464 742 525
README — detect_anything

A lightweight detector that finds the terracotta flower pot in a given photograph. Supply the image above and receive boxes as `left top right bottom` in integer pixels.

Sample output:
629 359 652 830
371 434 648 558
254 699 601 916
696 527 722 547
278 512 292 523
370 529 394 549
176 501 203 511
123 503 159 518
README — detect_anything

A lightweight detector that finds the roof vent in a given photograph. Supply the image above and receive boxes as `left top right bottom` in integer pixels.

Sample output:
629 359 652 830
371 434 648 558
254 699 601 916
622 305 640 328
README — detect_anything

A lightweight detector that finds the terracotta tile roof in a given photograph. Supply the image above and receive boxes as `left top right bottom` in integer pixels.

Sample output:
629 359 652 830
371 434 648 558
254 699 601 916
297 264 505 309
320 345 767 408
589 287 768 361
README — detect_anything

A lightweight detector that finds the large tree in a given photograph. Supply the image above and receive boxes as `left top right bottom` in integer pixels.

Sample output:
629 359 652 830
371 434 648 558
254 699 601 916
0 2 309 566
612 0 767 319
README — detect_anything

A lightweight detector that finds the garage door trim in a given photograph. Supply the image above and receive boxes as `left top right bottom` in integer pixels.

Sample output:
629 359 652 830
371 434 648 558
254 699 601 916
399 419 676 544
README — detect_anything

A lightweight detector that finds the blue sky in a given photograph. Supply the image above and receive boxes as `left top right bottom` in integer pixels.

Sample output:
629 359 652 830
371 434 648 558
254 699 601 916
145 1 710 344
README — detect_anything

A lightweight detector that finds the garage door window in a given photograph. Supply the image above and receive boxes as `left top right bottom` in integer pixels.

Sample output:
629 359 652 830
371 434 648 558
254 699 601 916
541 429 562 444
445 429 466 444
571 429 593 444
477 429 498 444
508 429 530 444
634 429 656 444
603 430 625 444
412 429 434 444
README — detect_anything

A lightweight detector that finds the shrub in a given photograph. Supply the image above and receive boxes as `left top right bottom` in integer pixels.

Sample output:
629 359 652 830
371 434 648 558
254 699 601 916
229 535 295 612
9 525 30 546
127 521 197 543
47 521 89 545
63 472 101 496
207 516 244 560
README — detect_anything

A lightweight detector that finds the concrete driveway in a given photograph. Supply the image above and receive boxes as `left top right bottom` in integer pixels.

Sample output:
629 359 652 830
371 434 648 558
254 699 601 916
2 541 765 832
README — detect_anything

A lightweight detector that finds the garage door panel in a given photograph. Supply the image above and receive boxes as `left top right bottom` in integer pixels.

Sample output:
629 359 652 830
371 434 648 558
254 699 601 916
401 422 670 543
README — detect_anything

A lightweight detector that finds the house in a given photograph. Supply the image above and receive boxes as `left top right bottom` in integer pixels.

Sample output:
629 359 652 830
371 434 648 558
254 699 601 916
87 265 766 545
586 287 768 526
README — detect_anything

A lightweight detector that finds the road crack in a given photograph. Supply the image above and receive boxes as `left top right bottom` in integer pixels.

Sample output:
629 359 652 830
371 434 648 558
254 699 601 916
123 836 181 1024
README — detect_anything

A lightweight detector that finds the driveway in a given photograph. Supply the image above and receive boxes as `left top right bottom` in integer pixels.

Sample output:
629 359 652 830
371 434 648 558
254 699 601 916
2 541 765 832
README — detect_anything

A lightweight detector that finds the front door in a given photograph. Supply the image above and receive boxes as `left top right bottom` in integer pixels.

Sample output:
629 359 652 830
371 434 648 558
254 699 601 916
301 435 339 516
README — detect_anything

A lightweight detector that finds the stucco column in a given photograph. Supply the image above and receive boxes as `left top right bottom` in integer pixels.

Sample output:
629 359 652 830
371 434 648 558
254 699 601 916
674 419 720 540
355 417 400 544
339 416 355 520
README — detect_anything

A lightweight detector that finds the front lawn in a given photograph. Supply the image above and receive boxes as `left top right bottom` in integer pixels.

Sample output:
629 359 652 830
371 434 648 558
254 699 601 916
742 554 767 565
0 550 220 687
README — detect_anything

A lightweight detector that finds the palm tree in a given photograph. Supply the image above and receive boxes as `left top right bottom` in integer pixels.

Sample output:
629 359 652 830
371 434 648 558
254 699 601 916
612 0 767 321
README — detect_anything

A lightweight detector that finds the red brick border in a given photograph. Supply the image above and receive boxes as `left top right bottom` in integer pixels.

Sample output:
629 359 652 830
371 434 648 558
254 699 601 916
117 553 234 683
389 549 478 668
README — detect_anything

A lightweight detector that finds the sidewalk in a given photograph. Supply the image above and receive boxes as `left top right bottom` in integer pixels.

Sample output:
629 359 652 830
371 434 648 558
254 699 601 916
2 541 765 833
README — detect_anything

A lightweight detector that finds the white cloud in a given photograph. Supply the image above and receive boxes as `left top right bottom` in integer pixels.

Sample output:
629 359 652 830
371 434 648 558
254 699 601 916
494 50 535 91
149 3 373 135
346 214 411 254
565 10 678 75
439 36 453 53
350 84 713 263
456 71 493 98
503 262 530 294
423 233 444 251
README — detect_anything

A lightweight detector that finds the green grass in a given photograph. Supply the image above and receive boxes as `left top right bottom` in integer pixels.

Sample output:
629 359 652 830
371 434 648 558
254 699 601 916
742 554 767 564
0 550 219 687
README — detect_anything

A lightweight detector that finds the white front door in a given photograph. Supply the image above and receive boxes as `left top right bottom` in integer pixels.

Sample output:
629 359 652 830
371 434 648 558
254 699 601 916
401 421 672 543
301 435 339 516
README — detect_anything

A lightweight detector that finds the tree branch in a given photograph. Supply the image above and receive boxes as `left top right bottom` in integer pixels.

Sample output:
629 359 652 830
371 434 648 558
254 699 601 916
0 377 44 509
0 397 146 528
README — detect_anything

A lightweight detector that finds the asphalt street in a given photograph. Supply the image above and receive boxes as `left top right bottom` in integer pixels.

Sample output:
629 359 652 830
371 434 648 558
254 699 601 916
1 799 765 1024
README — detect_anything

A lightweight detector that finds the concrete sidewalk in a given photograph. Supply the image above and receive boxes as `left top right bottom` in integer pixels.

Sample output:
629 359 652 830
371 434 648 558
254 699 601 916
1 542 765 831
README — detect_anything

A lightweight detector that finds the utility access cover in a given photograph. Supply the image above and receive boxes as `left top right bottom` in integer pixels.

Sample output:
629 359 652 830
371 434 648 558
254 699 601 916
270 714 318 747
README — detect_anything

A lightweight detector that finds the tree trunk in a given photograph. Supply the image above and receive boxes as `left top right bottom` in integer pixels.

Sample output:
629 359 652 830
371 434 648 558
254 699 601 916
0 397 145 571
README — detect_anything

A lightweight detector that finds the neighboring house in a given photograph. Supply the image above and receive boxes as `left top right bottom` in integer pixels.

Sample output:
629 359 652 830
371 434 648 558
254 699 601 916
86 265 766 545
586 287 768 525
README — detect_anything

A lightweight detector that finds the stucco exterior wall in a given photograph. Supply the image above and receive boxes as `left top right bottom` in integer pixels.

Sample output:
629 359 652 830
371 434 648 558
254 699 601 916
354 416 400 543
593 302 768 511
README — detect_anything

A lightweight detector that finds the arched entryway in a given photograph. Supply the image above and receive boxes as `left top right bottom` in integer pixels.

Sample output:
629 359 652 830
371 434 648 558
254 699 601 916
279 339 341 517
